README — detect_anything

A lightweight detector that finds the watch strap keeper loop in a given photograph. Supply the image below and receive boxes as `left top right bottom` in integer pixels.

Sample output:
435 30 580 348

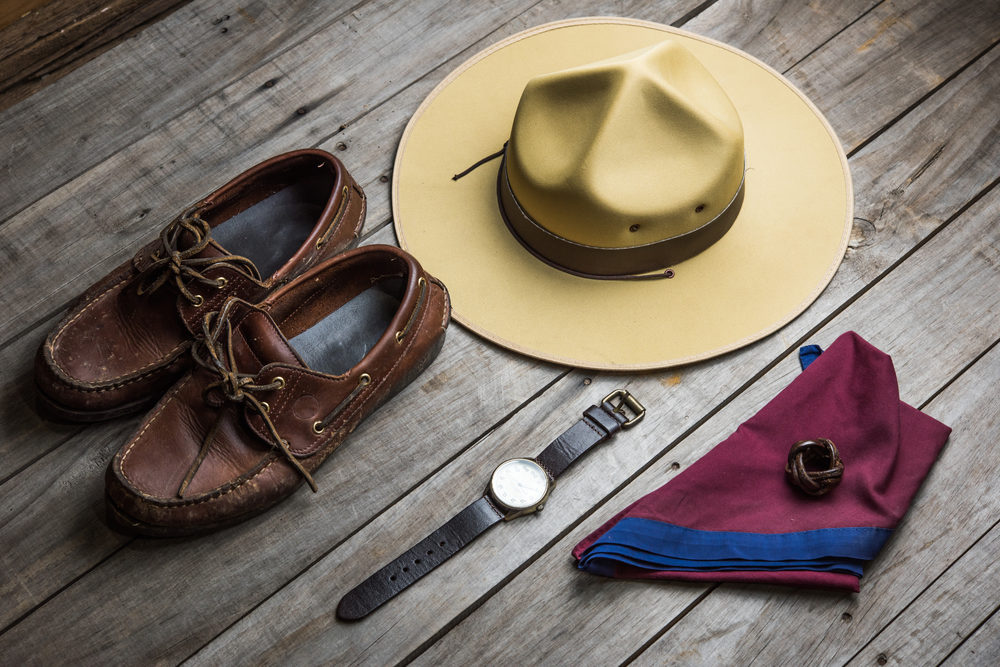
534 403 626 479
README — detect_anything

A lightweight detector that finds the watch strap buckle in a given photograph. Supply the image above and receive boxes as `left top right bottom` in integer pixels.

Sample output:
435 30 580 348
601 389 645 429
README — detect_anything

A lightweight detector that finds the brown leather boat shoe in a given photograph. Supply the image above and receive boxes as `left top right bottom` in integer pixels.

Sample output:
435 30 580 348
105 245 450 536
35 149 366 422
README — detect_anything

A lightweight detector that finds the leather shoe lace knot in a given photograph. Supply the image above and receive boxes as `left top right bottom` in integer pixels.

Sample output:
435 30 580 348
136 208 261 305
176 299 316 498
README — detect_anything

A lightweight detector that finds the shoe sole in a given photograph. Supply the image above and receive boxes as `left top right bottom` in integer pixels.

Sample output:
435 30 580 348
105 492 281 538
35 385 159 423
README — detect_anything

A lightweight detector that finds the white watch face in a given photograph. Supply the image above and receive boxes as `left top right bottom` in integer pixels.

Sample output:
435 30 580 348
490 458 550 510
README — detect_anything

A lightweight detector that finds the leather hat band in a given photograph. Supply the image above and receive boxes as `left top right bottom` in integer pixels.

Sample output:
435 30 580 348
497 153 744 279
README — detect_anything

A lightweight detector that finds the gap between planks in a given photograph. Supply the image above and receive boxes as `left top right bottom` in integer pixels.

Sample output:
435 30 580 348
411 187 1000 666
0 0 996 660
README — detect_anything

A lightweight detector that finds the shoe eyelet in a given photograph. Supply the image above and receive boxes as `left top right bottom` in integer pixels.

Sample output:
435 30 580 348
273 376 285 389
151 250 161 261
260 401 270 413
312 421 326 434
191 295 204 307
215 276 228 288
358 373 371 386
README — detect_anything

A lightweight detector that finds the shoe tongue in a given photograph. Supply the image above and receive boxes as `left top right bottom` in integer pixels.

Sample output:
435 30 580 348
227 303 305 372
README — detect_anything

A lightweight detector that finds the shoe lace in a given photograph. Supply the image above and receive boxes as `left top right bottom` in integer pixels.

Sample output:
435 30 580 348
136 208 261 305
176 299 315 498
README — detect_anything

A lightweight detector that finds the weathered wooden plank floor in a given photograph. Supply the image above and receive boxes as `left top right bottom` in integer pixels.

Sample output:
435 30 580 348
1 0 997 664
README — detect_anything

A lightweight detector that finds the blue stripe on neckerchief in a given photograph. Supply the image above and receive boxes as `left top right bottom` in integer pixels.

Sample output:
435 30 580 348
576 517 891 578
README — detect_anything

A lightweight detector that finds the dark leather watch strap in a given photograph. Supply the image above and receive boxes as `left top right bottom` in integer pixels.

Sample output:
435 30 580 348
534 403 627 479
336 496 502 621
337 390 644 621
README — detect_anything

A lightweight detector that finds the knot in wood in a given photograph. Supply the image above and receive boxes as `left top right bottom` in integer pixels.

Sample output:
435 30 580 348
785 438 843 496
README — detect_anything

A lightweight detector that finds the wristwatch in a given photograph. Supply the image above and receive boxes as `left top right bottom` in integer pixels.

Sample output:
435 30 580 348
337 389 645 620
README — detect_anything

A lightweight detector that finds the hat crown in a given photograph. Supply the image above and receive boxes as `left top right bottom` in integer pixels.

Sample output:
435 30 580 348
506 40 745 248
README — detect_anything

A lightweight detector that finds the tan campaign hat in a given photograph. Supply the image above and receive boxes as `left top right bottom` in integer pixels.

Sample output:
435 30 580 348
393 18 852 370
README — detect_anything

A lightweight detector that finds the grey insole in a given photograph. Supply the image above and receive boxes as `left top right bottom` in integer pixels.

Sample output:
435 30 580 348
212 182 325 277
289 288 401 375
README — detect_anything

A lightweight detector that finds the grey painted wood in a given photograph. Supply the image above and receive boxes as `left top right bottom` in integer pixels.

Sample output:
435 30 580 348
413 186 1000 667
1 0 997 664
0 416 135 628
0 0 910 641
786 0 1000 149
847 519 1000 666
942 605 1000 667
0 0 362 221
0 0 192 111
0 312 78 481
0 0 546 345
190 33 1000 666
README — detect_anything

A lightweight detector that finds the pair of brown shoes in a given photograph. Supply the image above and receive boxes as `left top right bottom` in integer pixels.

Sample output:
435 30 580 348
35 150 450 536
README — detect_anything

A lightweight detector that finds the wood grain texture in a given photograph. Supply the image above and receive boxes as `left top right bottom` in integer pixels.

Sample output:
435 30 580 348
0 0 877 642
0 0 51 31
0 0 998 664
415 185 1000 667
0 0 364 222
0 416 134 628
0 0 192 111
847 516 1000 666
786 0 1000 149
0 312 78 482
942 605 1000 666
0 0 546 346
193 26 1000 667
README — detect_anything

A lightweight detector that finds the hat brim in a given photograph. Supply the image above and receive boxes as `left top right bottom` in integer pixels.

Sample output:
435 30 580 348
393 18 852 370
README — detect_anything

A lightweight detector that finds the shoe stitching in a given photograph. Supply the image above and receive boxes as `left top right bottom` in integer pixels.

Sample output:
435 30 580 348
123 453 278 509
279 287 330 326
45 350 190 394
259 273 433 458
49 275 128 356
118 374 279 508
313 185 351 249
118 375 191 477
326 271 435 435
47 273 189 389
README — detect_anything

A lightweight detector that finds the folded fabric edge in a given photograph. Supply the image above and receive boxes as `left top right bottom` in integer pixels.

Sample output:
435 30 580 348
579 544 867 576
574 517 890 578
587 563 863 593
